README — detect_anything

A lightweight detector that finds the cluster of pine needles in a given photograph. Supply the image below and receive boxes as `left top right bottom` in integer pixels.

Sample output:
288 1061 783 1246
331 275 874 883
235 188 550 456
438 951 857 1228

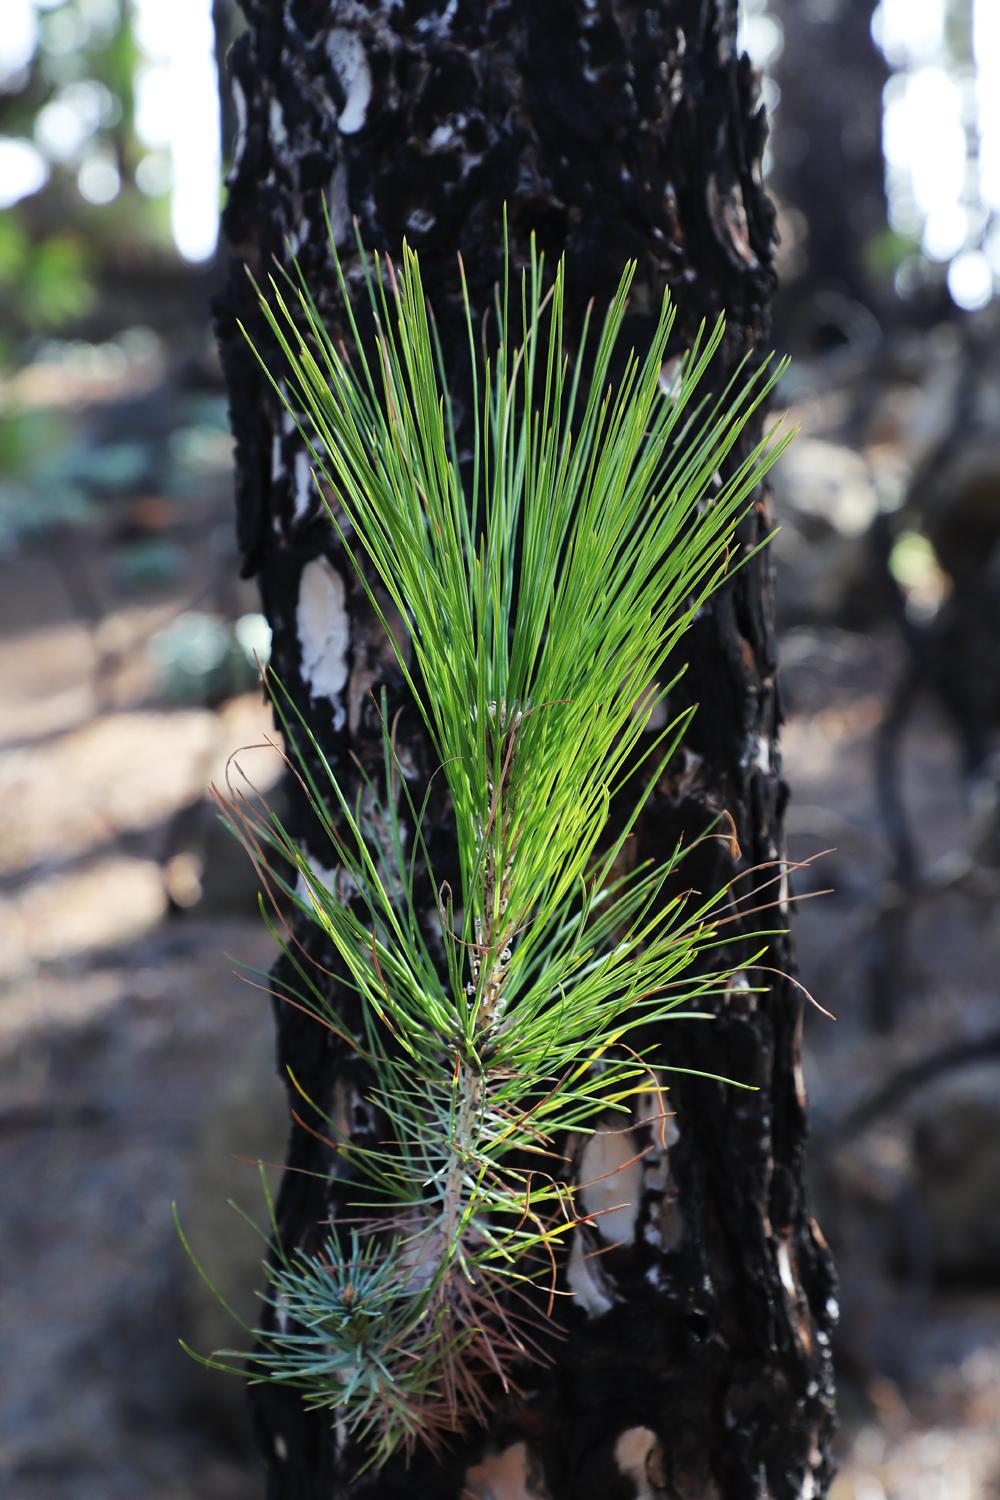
179 223 793 1468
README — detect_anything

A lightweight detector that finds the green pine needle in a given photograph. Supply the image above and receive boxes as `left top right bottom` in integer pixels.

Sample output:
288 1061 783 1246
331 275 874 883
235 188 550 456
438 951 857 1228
184 224 791 1467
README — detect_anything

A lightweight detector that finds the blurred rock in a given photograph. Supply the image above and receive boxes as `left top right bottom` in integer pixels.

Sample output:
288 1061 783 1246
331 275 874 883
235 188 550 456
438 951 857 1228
772 438 880 627
774 437 879 540
774 529 875 630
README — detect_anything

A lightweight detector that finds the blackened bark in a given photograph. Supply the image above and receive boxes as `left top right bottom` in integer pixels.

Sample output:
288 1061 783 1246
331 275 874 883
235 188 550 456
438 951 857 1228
215 2 837 1496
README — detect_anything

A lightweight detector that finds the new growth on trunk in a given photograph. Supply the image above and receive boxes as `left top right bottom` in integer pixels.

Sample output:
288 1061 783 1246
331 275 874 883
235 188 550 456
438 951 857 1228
183 230 795 1469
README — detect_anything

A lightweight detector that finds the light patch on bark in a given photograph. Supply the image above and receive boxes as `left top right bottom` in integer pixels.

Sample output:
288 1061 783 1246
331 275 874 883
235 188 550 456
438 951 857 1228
636 1089 679 1153
329 1078 356 1142
793 1049 808 1113
614 1426 660 1499
659 354 684 401
566 1227 616 1316
231 76 247 171
329 158 352 243
634 680 666 731
346 1085 377 1136
297 557 350 728
270 399 297 489
271 432 285 482
406 206 436 236
293 449 314 521
462 1440 549 1500
274 1433 288 1461
416 0 458 33
726 969 756 1011
295 858 337 908
577 1126 642 1244
666 745 704 798
777 1235 799 1301
635 1090 684 1252
327 29 372 134
647 697 668 731
269 96 287 146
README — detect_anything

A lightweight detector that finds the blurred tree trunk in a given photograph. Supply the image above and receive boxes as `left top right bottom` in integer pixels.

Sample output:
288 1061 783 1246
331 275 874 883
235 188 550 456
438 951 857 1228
770 0 889 332
215 3 837 1496
212 0 244 176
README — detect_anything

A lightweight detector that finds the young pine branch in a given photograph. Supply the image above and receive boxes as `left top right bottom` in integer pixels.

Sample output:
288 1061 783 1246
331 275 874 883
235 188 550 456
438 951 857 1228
180 227 792 1468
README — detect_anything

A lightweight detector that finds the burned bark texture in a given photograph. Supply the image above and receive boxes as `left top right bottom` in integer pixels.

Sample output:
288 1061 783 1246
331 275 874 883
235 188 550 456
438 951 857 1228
215 2 837 1497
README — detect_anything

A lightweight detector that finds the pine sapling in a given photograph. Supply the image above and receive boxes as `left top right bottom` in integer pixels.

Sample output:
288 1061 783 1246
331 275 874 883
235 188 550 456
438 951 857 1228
179 226 793 1468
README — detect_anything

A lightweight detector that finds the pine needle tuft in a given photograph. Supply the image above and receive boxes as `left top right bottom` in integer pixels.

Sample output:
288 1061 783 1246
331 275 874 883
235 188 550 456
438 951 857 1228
183 226 791 1467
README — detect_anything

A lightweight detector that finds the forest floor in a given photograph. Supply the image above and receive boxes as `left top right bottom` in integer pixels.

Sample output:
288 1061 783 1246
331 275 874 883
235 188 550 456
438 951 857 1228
1 338 998 1498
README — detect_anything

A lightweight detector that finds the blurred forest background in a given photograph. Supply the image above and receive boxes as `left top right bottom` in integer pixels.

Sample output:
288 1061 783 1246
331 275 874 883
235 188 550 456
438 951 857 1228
2 2 999 1497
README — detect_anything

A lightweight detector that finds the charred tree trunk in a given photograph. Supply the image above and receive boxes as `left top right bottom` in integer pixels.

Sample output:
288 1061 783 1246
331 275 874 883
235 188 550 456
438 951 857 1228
215 2 837 1496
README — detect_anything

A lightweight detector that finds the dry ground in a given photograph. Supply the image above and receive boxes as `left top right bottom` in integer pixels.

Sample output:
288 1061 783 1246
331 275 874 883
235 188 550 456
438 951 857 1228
1 372 998 1497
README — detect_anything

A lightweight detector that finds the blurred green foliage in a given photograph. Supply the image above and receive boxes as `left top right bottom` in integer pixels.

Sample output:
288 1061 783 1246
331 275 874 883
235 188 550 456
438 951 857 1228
0 217 95 334
864 227 924 280
0 402 91 551
0 0 178 342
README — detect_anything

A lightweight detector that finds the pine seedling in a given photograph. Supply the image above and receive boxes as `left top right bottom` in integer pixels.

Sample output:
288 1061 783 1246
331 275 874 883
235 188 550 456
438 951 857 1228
181 227 792 1468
